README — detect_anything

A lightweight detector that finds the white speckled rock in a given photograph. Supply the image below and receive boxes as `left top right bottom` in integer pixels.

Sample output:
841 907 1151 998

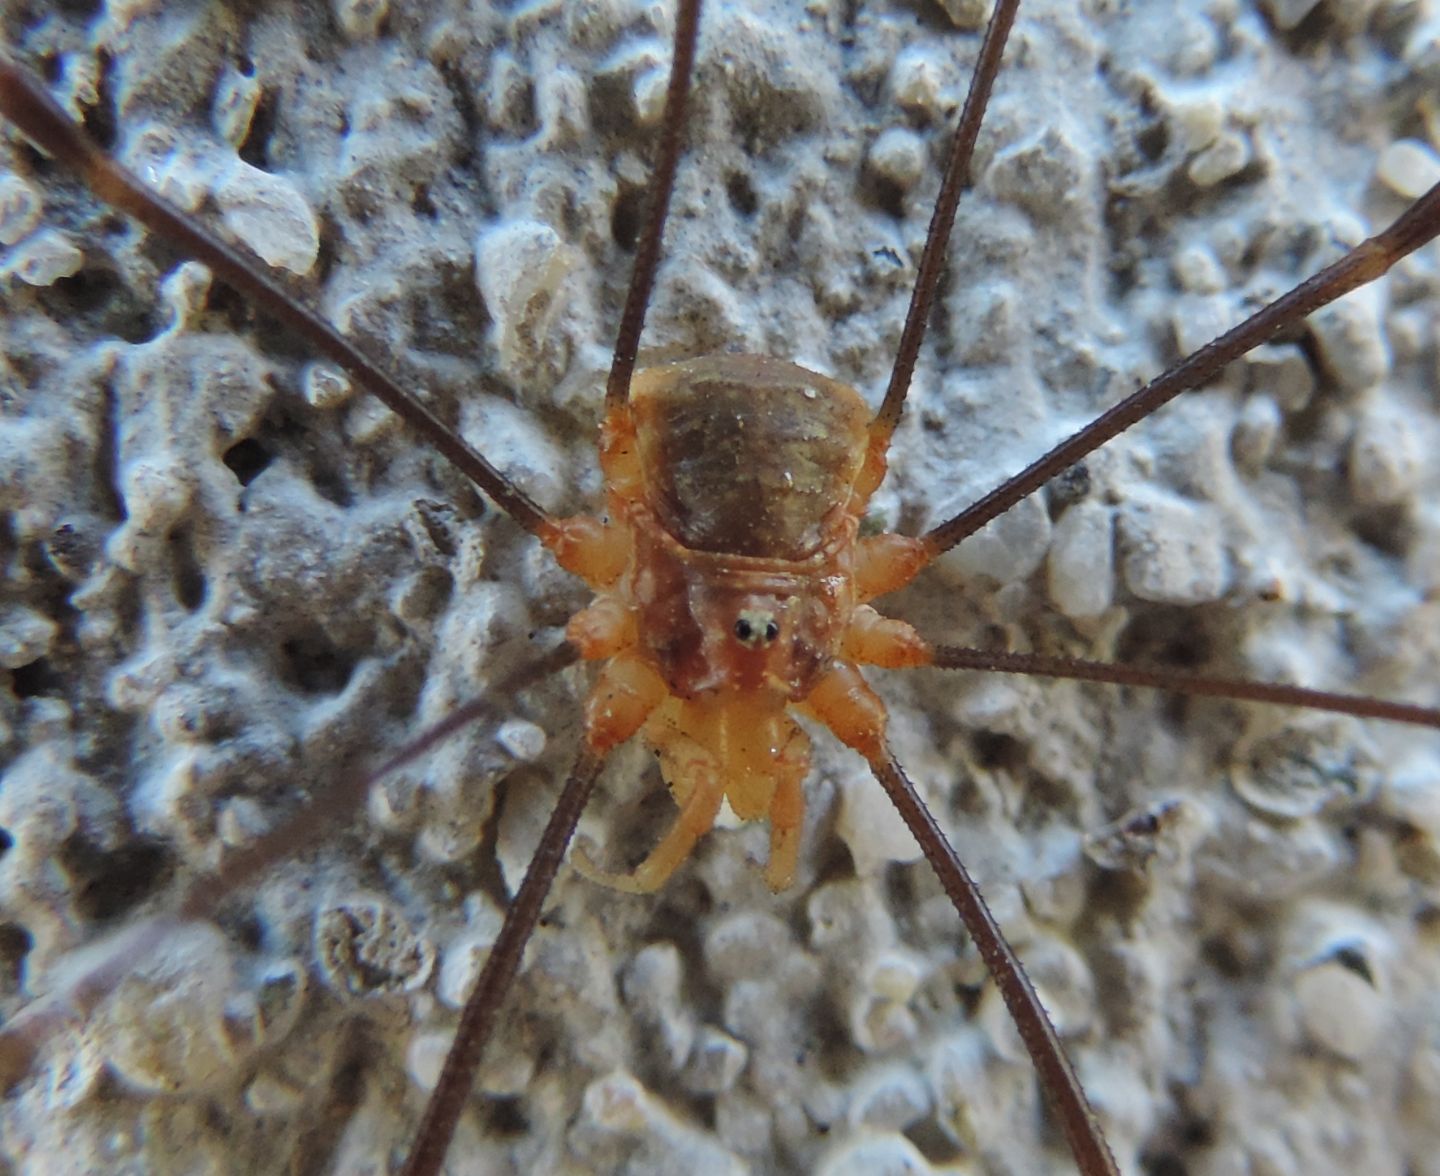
0 2 1437 1175
0 173 40 246
4 228 84 286
215 161 320 276
1047 500 1114 619
1118 493 1229 605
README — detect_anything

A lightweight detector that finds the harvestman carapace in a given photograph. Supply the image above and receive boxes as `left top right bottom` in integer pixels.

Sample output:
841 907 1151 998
0 0 1439 1173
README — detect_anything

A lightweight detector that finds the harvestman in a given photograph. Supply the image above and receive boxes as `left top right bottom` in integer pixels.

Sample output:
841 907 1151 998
0 1 1439 1173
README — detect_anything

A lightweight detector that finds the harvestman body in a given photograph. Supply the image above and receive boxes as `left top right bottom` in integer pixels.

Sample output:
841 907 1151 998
0 1 1439 1174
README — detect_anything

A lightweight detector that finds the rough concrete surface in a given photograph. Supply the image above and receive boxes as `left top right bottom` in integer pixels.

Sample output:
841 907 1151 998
0 0 1438 1173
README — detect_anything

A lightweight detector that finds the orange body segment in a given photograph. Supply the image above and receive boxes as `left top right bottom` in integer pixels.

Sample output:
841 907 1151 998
582 651 667 754
762 757 806 892
842 606 932 669
565 597 638 661
855 533 930 601
542 515 631 587
800 664 889 761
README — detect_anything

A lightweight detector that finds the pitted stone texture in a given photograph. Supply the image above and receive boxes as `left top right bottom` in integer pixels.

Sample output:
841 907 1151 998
0 2 1435 1175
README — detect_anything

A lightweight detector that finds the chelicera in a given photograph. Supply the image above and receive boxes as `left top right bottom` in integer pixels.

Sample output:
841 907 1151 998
0 1 1438 1174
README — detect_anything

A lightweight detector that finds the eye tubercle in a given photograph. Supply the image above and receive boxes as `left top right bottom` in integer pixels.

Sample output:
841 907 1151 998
733 608 780 648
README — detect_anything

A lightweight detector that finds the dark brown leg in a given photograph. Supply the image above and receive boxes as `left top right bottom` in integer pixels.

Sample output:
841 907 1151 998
0 644 577 1094
867 746 1118 1176
923 182 1440 555
603 0 704 415
0 55 552 534
398 2 705 1171
929 645 1440 730
868 0 1022 449
400 749 606 1176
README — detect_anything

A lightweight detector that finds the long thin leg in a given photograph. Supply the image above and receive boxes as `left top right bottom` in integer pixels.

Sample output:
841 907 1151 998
0 57 553 537
868 747 1118 1176
0 916 176 1094
0 643 579 1094
803 663 1117 1174
923 182 1440 555
386 26 711 1151
400 749 606 1176
180 642 579 916
929 645 1440 729
602 0 703 416
868 0 1021 450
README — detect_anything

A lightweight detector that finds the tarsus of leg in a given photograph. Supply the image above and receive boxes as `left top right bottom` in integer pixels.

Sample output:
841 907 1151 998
922 181 1440 557
0 642 577 1094
0 917 179 1093
186 641 580 917
400 750 607 1176
929 644 1440 729
0 56 555 538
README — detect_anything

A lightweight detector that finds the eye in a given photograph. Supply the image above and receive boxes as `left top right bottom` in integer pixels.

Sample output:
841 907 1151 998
734 608 779 647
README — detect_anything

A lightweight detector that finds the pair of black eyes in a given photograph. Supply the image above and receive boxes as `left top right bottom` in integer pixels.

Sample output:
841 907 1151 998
733 618 780 643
